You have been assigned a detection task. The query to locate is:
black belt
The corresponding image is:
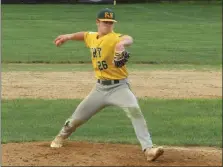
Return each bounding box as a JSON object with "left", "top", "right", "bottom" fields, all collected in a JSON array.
[{"left": 97, "top": 79, "right": 120, "bottom": 85}]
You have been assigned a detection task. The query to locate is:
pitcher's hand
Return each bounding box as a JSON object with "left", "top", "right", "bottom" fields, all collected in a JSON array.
[{"left": 54, "top": 34, "right": 71, "bottom": 47}]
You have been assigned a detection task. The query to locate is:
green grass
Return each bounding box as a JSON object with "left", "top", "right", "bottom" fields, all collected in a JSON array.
[
  {"left": 2, "top": 63, "right": 222, "bottom": 72},
  {"left": 2, "top": 98, "right": 222, "bottom": 147},
  {"left": 2, "top": 3, "right": 222, "bottom": 65}
]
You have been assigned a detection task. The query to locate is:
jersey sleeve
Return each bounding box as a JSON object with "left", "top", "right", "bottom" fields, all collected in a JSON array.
[
  {"left": 84, "top": 32, "right": 90, "bottom": 48},
  {"left": 116, "top": 33, "right": 124, "bottom": 38}
]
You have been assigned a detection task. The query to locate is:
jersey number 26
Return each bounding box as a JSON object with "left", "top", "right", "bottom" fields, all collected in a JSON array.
[{"left": 97, "top": 61, "right": 108, "bottom": 71}]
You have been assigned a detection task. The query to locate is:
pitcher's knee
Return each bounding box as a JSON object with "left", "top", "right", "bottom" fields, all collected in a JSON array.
[{"left": 124, "top": 107, "right": 143, "bottom": 119}]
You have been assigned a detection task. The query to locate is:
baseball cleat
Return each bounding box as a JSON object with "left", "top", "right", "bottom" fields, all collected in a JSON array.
[
  {"left": 144, "top": 146, "right": 164, "bottom": 161},
  {"left": 50, "top": 136, "right": 65, "bottom": 148}
]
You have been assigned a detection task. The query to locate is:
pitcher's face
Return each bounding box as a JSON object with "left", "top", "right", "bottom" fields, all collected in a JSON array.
[{"left": 97, "top": 20, "right": 114, "bottom": 35}]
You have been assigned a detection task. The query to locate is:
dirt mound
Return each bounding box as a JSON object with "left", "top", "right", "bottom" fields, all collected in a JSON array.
[
  {"left": 2, "top": 70, "right": 222, "bottom": 99},
  {"left": 2, "top": 141, "right": 222, "bottom": 166}
]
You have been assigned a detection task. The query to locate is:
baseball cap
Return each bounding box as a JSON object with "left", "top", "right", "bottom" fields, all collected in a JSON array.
[{"left": 96, "top": 8, "right": 117, "bottom": 22}]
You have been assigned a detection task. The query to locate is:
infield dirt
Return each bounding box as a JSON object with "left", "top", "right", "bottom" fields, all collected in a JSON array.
[{"left": 2, "top": 70, "right": 222, "bottom": 166}]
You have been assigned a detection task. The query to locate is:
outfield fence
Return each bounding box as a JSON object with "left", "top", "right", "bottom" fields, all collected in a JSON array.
[{"left": 1, "top": 0, "right": 222, "bottom": 4}]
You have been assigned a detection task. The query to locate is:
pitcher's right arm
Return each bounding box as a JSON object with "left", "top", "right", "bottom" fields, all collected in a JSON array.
[{"left": 54, "top": 32, "right": 85, "bottom": 47}]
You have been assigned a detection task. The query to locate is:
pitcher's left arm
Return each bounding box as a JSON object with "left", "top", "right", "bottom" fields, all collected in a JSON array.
[
  {"left": 113, "top": 35, "right": 133, "bottom": 68},
  {"left": 115, "top": 35, "right": 133, "bottom": 52}
]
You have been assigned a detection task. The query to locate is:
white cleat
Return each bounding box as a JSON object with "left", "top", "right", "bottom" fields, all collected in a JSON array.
[
  {"left": 50, "top": 136, "right": 65, "bottom": 148},
  {"left": 144, "top": 146, "right": 164, "bottom": 161}
]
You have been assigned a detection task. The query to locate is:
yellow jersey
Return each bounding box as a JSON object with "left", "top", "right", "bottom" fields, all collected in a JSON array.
[{"left": 84, "top": 31, "right": 128, "bottom": 80}]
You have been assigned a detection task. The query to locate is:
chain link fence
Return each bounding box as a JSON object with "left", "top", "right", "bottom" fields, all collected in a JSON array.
[{"left": 1, "top": 0, "right": 221, "bottom": 4}]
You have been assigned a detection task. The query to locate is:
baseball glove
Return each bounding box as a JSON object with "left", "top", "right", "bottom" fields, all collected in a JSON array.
[{"left": 114, "top": 50, "right": 130, "bottom": 68}]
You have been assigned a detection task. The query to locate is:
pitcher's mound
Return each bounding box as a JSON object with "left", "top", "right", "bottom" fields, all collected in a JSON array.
[{"left": 2, "top": 141, "right": 222, "bottom": 166}]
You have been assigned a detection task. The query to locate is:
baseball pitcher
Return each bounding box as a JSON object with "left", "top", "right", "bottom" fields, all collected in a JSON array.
[{"left": 51, "top": 8, "right": 164, "bottom": 161}]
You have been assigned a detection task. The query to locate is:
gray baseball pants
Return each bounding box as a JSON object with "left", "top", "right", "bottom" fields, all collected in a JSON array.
[{"left": 57, "top": 78, "right": 153, "bottom": 151}]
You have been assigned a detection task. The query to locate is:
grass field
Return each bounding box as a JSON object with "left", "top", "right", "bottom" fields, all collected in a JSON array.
[
  {"left": 2, "top": 3, "right": 222, "bottom": 151},
  {"left": 2, "top": 3, "right": 222, "bottom": 64},
  {"left": 2, "top": 99, "right": 222, "bottom": 147}
]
